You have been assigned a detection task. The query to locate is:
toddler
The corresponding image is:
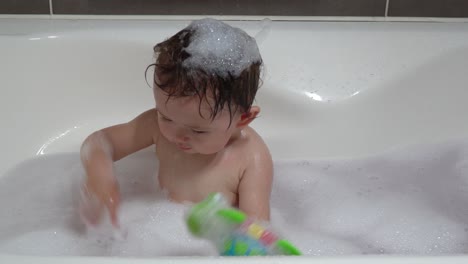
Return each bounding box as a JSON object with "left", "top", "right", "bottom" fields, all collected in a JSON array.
[{"left": 80, "top": 18, "right": 273, "bottom": 227}]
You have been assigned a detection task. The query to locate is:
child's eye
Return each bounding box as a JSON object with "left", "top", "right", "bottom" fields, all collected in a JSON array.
[{"left": 192, "top": 130, "right": 207, "bottom": 134}]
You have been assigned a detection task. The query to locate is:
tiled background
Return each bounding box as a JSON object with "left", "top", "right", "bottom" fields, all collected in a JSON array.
[{"left": 1, "top": 0, "right": 468, "bottom": 17}]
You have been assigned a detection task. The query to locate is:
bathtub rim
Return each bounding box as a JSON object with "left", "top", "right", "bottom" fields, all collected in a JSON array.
[
  {"left": 1, "top": 14, "right": 468, "bottom": 23},
  {"left": 1, "top": 254, "right": 468, "bottom": 264}
]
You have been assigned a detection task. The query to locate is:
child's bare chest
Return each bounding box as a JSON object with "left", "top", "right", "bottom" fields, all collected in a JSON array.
[{"left": 155, "top": 140, "right": 242, "bottom": 205}]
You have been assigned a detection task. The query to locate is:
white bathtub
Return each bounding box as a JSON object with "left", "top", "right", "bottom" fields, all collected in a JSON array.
[{"left": 1, "top": 18, "right": 468, "bottom": 263}]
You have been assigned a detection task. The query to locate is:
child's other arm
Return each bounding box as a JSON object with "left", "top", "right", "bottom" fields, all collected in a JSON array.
[{"left": 237, "top": 145, "right": 273, "bottom": 221}]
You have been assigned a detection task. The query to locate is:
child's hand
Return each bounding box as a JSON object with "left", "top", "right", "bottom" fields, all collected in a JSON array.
[{"left": 80, "top": 177, "right": 120, "bottom": 228}]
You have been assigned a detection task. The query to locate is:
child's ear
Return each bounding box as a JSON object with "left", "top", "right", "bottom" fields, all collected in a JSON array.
[{"left": 236, "top": 106, "right": 260, "bottom": 128}]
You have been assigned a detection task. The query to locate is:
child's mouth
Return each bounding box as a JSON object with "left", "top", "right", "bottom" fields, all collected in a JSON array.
[{"left": 177, "top": 144, "right": 192, "bottom": 151}]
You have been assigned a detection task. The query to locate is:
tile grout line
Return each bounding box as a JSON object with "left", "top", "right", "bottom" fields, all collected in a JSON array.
[
  {"left": 49, "top": 0, "right": 54, "bottom": 16},
  {"left": 385, "top": 0, "right": 390, "bottom": 17}
]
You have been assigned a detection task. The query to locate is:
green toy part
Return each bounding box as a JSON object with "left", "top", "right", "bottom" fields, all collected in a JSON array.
[
  {"left": 216, "top": 208, "right": 247, "bottom": 224},
  {"left": 186, "top": 193, "right": 218, "bottom": 236},
  {"left": 276, "top": 239, "right": 302, "bottom": 256}
]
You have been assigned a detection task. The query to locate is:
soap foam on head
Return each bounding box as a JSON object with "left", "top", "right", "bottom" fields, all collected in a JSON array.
[{"left": 182, "top": 18, "right": 261, "bottom": 77}]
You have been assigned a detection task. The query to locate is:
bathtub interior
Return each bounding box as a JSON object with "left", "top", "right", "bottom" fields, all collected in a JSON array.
[{"left": 1, "top": 19, "right": 468, "bottom": 262}]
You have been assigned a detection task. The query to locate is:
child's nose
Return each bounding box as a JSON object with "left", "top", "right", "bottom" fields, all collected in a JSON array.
[
  {"left": 175, "top": 130, "right": 189, "bottom": 142},
  {"left": 177, "top": 135, "right": 189, "bottom": 142}
]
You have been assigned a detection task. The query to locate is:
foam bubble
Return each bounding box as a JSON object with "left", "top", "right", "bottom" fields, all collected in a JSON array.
[
  {"left": 1, "top": 140, "right": 468, "bottom": 256},
  {"left": 183, "top": 18, "right": 261, "bottom": 77}
]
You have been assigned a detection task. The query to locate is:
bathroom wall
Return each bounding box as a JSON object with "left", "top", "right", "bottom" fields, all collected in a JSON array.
[{"left": 1, "top": 0, "right": 468, "bottom": 17}]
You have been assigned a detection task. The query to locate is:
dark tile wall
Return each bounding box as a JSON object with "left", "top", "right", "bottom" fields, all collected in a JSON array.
[
  {"left": 51, "top": 0, "right": 385, "bottom": 16},
  {"left": 388, "top": 0, "right": 468, "bottom": 17},
  {"left": 0, "top": 0, "right": 49, "bottom": 14},
  {"left": 1, "top": 0, "right": 468, "bottom": 18}
]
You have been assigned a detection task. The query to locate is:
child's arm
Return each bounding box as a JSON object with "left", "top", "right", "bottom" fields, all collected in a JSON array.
[
  {"left": 237, "top": 145, "right": 273, "bottom": 221},
  {"left": 80, "top": 109, "right": 159, "bottom": 226}
]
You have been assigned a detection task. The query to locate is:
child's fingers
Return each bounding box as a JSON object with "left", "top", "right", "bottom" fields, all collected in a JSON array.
[
  {"left": 79, "top": 184, "right": 104, "bottom": 226},
  {"left": 106, "top": 192, "right": 120, "bottom": 228}
]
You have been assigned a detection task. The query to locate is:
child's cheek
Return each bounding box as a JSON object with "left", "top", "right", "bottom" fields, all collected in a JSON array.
[
  {"left": 158, "top": 123, "right": 172, "bottom": 141},
  {"left": 207, "top": 136, "right": 231, "bottom": 153}
]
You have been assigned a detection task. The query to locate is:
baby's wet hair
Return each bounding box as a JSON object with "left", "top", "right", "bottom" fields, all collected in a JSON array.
[{"left": 146, "top": 20, "right": 262, "bottom": 124}]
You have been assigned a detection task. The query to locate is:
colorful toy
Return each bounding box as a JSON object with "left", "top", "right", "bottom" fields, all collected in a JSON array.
[{"left": 185, "top": 193, "right": 301, "bottom": 256}]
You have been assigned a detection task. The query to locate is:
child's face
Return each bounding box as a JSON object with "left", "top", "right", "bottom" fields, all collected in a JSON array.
[{"left": 154, "top": 87, "right": 241, "bottom": 155}]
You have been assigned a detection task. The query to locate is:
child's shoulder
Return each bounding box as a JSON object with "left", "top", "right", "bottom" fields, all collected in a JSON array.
[
  {"left": 130, "top": 108, "right": 160, "bottom": 139},
  {"left": 231, "top": 126, "right": 271, "bottom": 160},
  {"left": 133, "top": 108, "right": 159, "bottom": 128}
]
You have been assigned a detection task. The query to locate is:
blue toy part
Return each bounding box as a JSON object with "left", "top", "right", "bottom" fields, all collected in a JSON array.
[{"left": 222, "top": 232, "right": 268, "bottom": 256}]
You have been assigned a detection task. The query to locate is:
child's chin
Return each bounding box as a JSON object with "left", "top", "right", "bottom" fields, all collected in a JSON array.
[
  {"left": 181, "top": 148, "right": 197, "bottom": 154},
  {"left": 196, "top": 149, "right": 224, "bottom": 155}
]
